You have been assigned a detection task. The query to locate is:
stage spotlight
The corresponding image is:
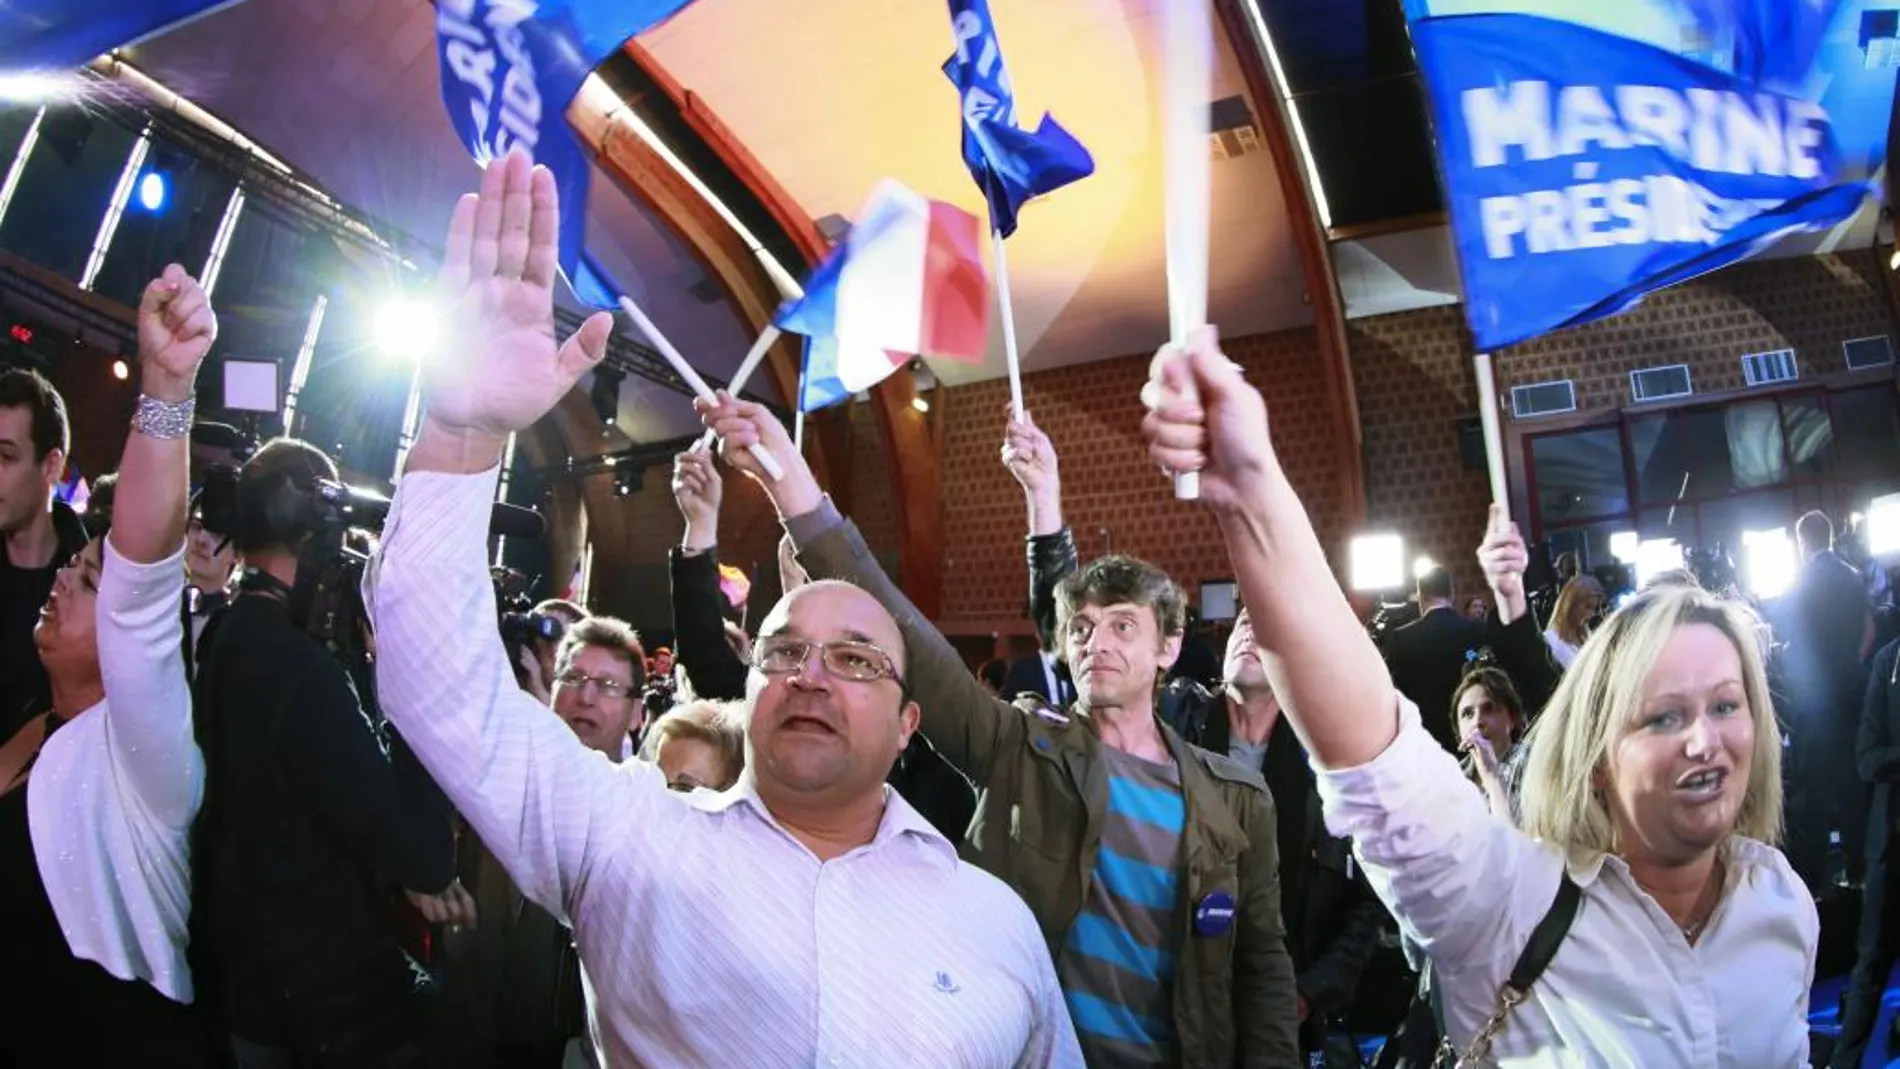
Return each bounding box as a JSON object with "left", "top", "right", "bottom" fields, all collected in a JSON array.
[
  {"left": 1349, "top": 533, "right": 1405, "bottom": 593},
  {"left": 110, "top": 359, "right": 129, "bottom": 381},
  {"left": 1742, "top": 528, "right": 1796, "bottom": 600},
  {"left": 373, "top": 296, "right": 440, "bottom": 362},
  {"left": 1867, "top": 494, "right": 1900, "bottom": 558},
  {"left": 136, "top": 171, "right": 168, "bottom": 212},
  {"left": 0, "top": 72, "right": 75, "bottom": 103},
  {"left": 1633, "top": 538, "right": 1685, "bottom": 589},
  {"left": 1411, "top": 554, "right": 1438, "bottom": 581},
  {"left": 1609, "top": 531, "right": 1638, "bottom": 563}
]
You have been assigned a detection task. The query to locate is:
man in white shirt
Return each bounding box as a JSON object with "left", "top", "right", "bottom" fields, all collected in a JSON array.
[{"left": 368, "top": 149, "right": 1079, "bottom": 1069}]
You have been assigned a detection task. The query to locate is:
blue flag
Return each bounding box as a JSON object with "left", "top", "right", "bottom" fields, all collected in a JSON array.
[
  {"left": 943, "top": 0, "right": 1095, "bottom": 238},
  {"left": 0, "top": 0, "right": 242, "bottom": 71},
  {"left": 436, "top": 0, "right": 698, "bottom": 307},
  {"left": 797, "top": 337, "right": 853, "bottom": 413},
  {"left": 1408, "top": 10, "right": 1881, "bottom": 350}
]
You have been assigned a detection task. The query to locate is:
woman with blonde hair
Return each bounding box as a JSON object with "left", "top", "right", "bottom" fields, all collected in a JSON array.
[
  {"left": 1141, "top": 332, "right": 1814, "bottom": 1066},
  {"left": 639, "top": 700, "right": 745, "bottom": 792},
  {"left": 1543, "top": 574, "right": 1605, "bottom": 668}
]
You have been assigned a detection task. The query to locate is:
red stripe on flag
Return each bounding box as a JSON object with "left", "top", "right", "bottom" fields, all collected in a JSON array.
[{"left": 919, "top": 198, "right": 989, "bottom": 364}]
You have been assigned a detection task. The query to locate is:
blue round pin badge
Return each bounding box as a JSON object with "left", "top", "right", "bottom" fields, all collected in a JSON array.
[{"left": 1193, "top": 891, "right": 1236, "bottom": 937}]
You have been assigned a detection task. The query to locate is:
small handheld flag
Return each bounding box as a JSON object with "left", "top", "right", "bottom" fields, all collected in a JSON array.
[
  {"left": 774, "top": 181, "right": 989, "bottom": 412},
  {"left": 943, "top": 0, "right": 1095, "bottom": 239}
]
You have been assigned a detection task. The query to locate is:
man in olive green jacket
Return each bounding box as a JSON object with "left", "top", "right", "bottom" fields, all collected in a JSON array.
[{"left": 701, "top": 395, "right": 1300, "bottom": 1069}]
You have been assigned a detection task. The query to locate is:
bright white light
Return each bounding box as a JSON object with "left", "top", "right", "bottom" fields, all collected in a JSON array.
[
  {"left": 137, "top": 171, "right": 167, "bottom": 211},
  {"left": 1634, "top": 538, "right": 1685, "bottom": 588},
  {"left": 911, "top": 396, "right": 930, "bottom": 413},
  {"left": 1349, "top": 533, "right": 1405, "bottom": 593},
  {"left": 374, "top": 296, "right": 440, "bottom": 362},
  {"left": 0, "top": 73, "right": 75, "bottom": 104},
  {"left": 1609, "top": 531, "right": 1639, "bottom": 563},
  {"left": 1742, "top": 527, "right": 1797, "bottom": 600},
  {"left": 1412, "top": 555, "right": 1438, "bottom": 580},
  {"left": 110, "top": 360, "right": 129, "bottom": 381},
  {"left": 1868, "top": 494, "right": 1900, "bottom": 558}
]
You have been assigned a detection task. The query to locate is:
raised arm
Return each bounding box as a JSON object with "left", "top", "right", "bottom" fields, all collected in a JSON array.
[
  {"left": 1475, "top": 506, "right": 1562, "bottom": 715},
  {"left": 371, "top": 149, "right": 668, "bottom": 916},
  {"left": 92, "top": 264, "right": 215, "bottom": 828},
  {"left": 1001, "top": 406, "right": 1074, "bottom": 646},
  {"left": 670, "top": 449, "right": 748, "bottom": 701},
  {"left": 698, "top": 394, "right": 1028, "bottom": 781},
  {"left": 1141, "top": 332, "right": 1557, "bottom": 977}
]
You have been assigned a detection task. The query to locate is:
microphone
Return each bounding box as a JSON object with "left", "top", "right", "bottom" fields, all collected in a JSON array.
[{"left": 489, "top": 502, "right": 546, "bottom": 540}]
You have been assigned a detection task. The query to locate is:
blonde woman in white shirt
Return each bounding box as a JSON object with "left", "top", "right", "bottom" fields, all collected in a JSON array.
[{"left": 1140, "top": 331, "right": 1815, "bottom": 1067}]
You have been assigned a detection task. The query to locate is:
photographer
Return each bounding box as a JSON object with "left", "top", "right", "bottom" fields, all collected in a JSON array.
[{"left": 191, "top": 437, "right": 467, "bottom": 1068}]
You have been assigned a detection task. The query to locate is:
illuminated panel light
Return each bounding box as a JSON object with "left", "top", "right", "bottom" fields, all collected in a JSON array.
[
  {"left": 1412, "top": 554, "right": 1438, "bottom": 580},
  {"left": 0, "top": 107, "right": 45, "bottom": 233},
  {"left": 0, "top": 73, "right": 78, "bottom": 104},
  {"left": 80, "top": 131, "right": 153, "bottom": 291},
  {"left": 137, "top": 170, "right": 168, "bottom": 212},
  {"left": 1867, "top": 493, "right": 1900, "bottom": 558},
  {"left": 280, "top": 294, "right": 329, "bottom": 435},
  {"left": 199, "top": 188, "right": 246, "bottom": 297},
  {"left": 1609, "top": 530, "right": 1639, "bottom": 563},
  {"left": 494, "top": 431, "right": 520, "bottom": 568},
  {"left": 1349, "top": 533, "right": 1405, "bottom": 593},
  {"left": 1239, "top": 0, "right": 1332, "bottom": 229},
  {"left": 1741, "top": 527, "right": 1797, "bottom": 600},
  {"left": 1634, "top": 538, "right": 1685, "bottom": 589}
]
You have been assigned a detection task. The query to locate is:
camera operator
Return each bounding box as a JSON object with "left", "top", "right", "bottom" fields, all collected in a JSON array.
[
  {"left": 183, "top": 462, "right": 241, "bottom": 679},
  {"left": 499, "top": 587, "right": 581, "bottom": 705},
  {"left": 191, "top": 437, "right": 468, "bottom": 1069}
]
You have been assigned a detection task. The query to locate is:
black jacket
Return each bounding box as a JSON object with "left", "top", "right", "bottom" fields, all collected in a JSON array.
[
  {"left": 1161, "top": 680, "right": 1389, "bottom": 1050},
  {"left": 0, "top": 499, "right": 88, "bottom": 736},
  {"left": 191, "top": 595, "right": 457, "bottom": 1062},
  {"left": 1858, "top": 639, "right": 1900, "bottom": 851},
  {"left": 1381, "top": 608, "right": 1488, "bottom": 754}
]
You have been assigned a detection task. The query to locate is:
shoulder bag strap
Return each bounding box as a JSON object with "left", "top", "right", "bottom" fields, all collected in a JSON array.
[{"left": 1432, "top": 873, "right": 1583, "bottom": 1067}]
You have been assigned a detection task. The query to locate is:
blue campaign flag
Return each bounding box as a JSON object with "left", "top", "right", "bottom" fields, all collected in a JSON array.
[
  {"left": 436, "top": 0, "right": 699, "bottom": 307},
  {"left": 0, "top": 0, "right": 244, "bottom": 71},
  {"left": 943, "top": 0, "right": 1095, "bottom": 238},
  {"left": 797, "top": 337, "right": 854, "bottom": 414},
  {"left": 1411, "top": 12, "right": 1877, "bottom": 350},
  {"left": 0, "top": 0, "right": 245, "bottom": 71}
]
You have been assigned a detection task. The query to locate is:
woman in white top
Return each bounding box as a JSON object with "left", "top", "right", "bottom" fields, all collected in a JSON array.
[
  {"left": 1140, "top": 331, "right": 1816, "bottom": 1067},
  {"left": 0, "top": 265, "right": 217, "bottom": 1067},
  {"left": 1543, "top": 575, "right": 1604, "bottom": 669}
]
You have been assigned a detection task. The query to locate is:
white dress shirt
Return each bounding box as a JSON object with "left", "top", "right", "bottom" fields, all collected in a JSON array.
[
  {"left": 1316, "top": 700, "right": 1816, "bottom": 1067},
  {"left": 28, "top": 538, "right": 201, "bottom": 1002},
  {"left": 368, "top": 466, "right": 1080, "bottom": 1069}
]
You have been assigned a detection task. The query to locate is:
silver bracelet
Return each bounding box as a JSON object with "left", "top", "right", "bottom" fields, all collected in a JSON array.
[{"left": 131, "top": 394, "right": 196, "bottom": 440}]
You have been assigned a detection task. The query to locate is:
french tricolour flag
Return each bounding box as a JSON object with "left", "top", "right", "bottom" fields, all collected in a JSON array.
[{"left": 775, "top": 180, "right": 988, "bottom": 410}]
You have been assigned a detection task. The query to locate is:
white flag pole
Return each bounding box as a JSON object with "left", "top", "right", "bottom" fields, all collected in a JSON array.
[
  {"left": 694, "top": 325, "right": 782, "bottom": 453},
  {"left": 992, "top": 228, "right": 1026, "bottom": 420},
  {"left": 1161, "top": 0, "right": 1213, "bottom": 501},
  {"left": 617, "top": 295, "right": 785, "bottom": 481},
  {"left": 1474, "top": 352, "right": 1510, "bottom": 523}
]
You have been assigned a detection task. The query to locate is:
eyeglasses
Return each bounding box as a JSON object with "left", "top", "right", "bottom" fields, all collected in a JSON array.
[
  {"left": 751, "top": 637, "right": 902, "bottom": 684},
  {"left": 553, "top": 670, "right": 631, "bottom": 701}
]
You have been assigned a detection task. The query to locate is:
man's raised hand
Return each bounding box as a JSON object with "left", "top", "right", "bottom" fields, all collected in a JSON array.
[
  {"left": 1139, "top": 327, "right": 1274, "bottom": 513},
  {"left": 137, "top": 264, "right": 216, "bottom": 402},
  {"left": 413, "top": 149, "right": 614, "bottom": 472},
  {"left": 672, "top": 449, "right": 724, "bottom": 552},
  {"left": 695, "top": 392, "right": 821, "bottom": 519},
  {"left": 1476, "top": 503, "right": 1529, "bottom": 623}
]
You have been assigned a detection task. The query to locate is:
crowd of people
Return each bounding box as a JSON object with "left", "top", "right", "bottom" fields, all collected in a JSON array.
[{"left": 0, "top": 146, "right": 1888, "bottom": 1067}]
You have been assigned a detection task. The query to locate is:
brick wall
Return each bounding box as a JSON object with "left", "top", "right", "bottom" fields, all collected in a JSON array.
[
  {"left": 934, "top": 327, "right": 1349, "bottom": 629},
  {"left": 1346, "top": 248, "right": 1895, "bottom": 602}
]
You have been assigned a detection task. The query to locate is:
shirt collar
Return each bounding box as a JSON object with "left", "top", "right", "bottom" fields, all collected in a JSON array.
[
  {"left": 694, "top": 774, "right": 959, "bottom": 869},
  {"left": 1569, "top": 837, "right": 1759, "bottom": 894}
]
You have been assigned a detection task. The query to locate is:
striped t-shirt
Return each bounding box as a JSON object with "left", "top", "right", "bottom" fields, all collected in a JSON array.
[{"left": 1057, "top": 745, "right": 1185, "bottom": 1066}]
